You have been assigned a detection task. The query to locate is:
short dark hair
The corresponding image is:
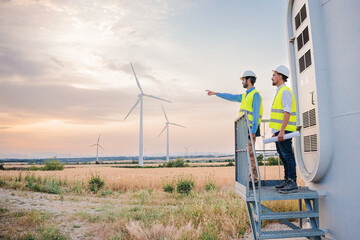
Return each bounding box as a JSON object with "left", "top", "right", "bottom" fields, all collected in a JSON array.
[
  {"left": 279, "top": 73, "right": 288, "bottom": 82},
  {"left": 246, "top": 76, "right": 256, "bottom": 85}
]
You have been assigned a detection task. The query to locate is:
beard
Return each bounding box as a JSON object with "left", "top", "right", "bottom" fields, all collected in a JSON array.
[{"left": 243, "top": 82, "right": 248, "bottom": 88}]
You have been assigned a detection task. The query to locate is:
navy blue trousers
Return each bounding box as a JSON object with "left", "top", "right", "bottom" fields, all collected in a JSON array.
[{"left": 275, "top": 131, "right": 297, "bottom": 181}]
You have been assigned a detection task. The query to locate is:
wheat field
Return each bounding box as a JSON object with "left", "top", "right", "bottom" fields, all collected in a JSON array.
[{"left": 0, "top": 164, "right": 304, "bottom": 191}]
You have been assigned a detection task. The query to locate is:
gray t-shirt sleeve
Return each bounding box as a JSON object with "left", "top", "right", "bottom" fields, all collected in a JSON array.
[{"left": 282, "top": 89, "right": 293, "bottom": 113}]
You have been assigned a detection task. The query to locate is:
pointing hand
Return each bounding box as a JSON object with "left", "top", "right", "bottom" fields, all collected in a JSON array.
[{"left": 206, "top": 90, "right": 217, "bottom": 96}]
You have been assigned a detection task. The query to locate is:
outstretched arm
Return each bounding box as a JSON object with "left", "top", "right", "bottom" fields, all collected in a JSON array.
[
  {"left": 206, "top": 90, "right": 243, "bottom": 102},
  {"left": 206, "top": 90, "right": 217, "bottom": 96}
]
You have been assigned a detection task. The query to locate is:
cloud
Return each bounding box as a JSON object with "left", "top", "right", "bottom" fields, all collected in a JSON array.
[
  {"left": 0, "top": 47, "right": 45, "bottom": 77},
  {"left": 0, "top": 81, "right": 137, "bottom": 125},
  {"left": 48, "top": 55, "right": 65, "bottom": 68},
  {"left": 99, "top": 56, "right": 160, "bottom": 84}
]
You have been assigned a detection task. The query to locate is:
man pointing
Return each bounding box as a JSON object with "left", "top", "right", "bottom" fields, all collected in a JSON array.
[{"left": 206, "top": 70, "right": 263, "bottom": 189}]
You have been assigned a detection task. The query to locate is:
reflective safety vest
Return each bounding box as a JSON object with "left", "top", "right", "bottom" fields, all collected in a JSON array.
[
  {"left": 239, "top": 89, "right": 263, "bottom": 128},
  {"left": 269, "top": 85, "right": 297, "bottom": 132}
]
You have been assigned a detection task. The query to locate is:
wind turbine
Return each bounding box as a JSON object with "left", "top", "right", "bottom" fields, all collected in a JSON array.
[
  {"left": 89, "top": 134, "right": 104, "bottom": 164},
  {"left": 158, "top": 105, "right": 185, "bottom": 162},
  {"left": 124, "top": 63, "right": 171, "bottom": 166}
]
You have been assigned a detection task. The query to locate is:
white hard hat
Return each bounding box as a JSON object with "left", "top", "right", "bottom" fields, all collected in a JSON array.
[
  {"left": 273, "top": 65, "right": 290, "bottom": 78},
  {"left": 241, "top": 70, "right": 256, "bottom": 78}
]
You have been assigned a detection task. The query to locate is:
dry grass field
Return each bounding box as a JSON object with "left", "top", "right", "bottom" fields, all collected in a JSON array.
[
  {"left": 0, "top": 164, "right": 304, "bottom": 191},
  {"left": 0, "top": 163, "right": 304, "bottom": 239}
]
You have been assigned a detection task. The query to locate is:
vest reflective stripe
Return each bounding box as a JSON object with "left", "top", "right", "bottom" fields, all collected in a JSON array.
[
  {"left": 269, "top": 119, "right": 297, "bottom": 125},
  {"left": 271, "top": 109, "right": 296, "bottom": 115},
  {"left": 239, "top": 89, "right": 263, "bottom": 127},
  {"left": 269, "top": 85, "right": 297, "bottom": 132}
]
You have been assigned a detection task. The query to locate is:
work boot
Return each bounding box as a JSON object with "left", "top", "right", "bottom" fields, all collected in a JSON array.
[
  {"left": 275, "top": 178, "right": 288, "bottom": 189},
  {"left": 249, "top": 181, "right": 258, "bottom": 190},
  {"left": 279, "top": 179, "right": 298, "bottom": 194}
]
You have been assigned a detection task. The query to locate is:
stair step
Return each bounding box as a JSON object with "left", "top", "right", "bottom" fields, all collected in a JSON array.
[
  {"left": 258, "top": 211, "right": 319, "bottom": 220},
  {"left": 260, "top": 228, "right": 325, "bottom": 239}
]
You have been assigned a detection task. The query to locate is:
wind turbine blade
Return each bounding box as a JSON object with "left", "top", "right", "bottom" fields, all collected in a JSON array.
[
  {"left": 89, "top": 144, "right": 97, "bottom": 147},
  {"left": 161, "top": 105, "right": 169, "bottom": 122},
  {"left": 98, "top": 144, "right": 105, "bottom": 151},
  {"left": 169, "top": 122, "right": 186, "bottom": 128},
  {"left": 97, "top": 134, "right": 100, "bottom": 144},
  {"left": 143, "top": 94, "right": 171, "bottom": 103},
  {"left": 130, "top": 62, "right": 143, "bottom": 94},
  {"left": 158, "top": 125, "right": 167, "bottom": 137},
  {"left": 124, "top": 97, "right": 141, "bottom": 120}
]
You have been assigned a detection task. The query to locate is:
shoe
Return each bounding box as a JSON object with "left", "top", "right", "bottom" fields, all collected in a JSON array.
[
  {"left": 249, "top": 181, "right": 258, "bottom": 190},
  {"left": 275, "top": 178, "right": 288, "bottom": 189},
  {"left": 279, "top": 179, "right": 298, "bottom": 194}
]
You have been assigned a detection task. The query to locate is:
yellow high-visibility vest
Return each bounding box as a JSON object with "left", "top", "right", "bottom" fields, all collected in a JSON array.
[
  {"left": 239, "top": 89, "right": 263, "bottom": 128},
  {"left": 269, "top": 85, "right": 297, "bottom": 132}
]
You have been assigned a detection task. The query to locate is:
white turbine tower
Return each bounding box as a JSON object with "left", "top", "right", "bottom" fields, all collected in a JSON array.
[
  {"left": 158, "top": 105, "right": 185, "bottom": 162},
  {"left": 124, "top": 63, "right": 171, "bottom": 166},
  {"left": 89, "top": 134, "right": 104, "bottom": 164}
]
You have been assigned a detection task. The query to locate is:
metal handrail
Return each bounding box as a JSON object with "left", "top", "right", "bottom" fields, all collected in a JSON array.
[
  {"left": 245, "top": 113, "right": 262, "bottom": 224},
  {"left": 234, "top": 112, "right": 262, "bottom": 226}
]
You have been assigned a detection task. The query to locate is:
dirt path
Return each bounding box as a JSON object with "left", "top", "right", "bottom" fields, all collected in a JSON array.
[{"left": 0, "top": 188, "right": 130, "bottom": 239}]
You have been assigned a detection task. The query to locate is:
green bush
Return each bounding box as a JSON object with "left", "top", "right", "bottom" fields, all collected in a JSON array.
[
  {"left": 99, "top": 189, "right": 113, "bottom": 197},
  {"left": 162, "top": 159, "right": 189, "bottom": 168},
  {"left": 71, "top": 181, "right": 85, "bottom": 194},
  {"left": 227, "top": 162, "right": 234, "bottom": 166},
  {"left": 163, "top": 183, "right": 174, "bottom": 193},
  {"left": 176, "top": 176, "right": 195, "bottom": 195},
  {"left": 88, "top": 174, "right": 105, "bottom": 193},
  {"left": 43, "top": 158, "right": 65, "bottom": 171},
  {"left": 204, "top": 182, "right": 217, "bottom": 191},
  {"left": 43, "top": 179, "right": 60, "bottom": 194},
  {"left": 24, "top": 173, "right": 60, "bottom": 194},
  {"left": 0, "top": 164, "right": 4, "bottom": 170}
]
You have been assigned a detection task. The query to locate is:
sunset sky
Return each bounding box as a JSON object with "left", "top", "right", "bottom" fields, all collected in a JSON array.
[{"left": 0, "top": 0, "right": 289, "bottom": 159}]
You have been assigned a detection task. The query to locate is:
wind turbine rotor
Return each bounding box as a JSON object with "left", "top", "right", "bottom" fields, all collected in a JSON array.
[
  {"left": 124, "top": 97, "right": 142, "bottom": 120},
  {"left": 130, "top": 62, "right": 144, "bottom": 94},
  {"left": 161, "top": 105, "right": 169, "bottom": 122},
  {"left": 169, "top": 122, "right": 186, "bottom": 128},
  {"left": 158, "top": 125, "right": 167, "bottom": 137},
  {"left": 143, "top": 94, "right": 171, "bottom": 103},
  {"left": 98, "top": 144, "right": 105, "bottom": 151}
]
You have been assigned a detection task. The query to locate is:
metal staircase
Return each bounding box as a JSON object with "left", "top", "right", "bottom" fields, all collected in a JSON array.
[{"left": 234, "top": 113, "right": 325, "bottom": 240}]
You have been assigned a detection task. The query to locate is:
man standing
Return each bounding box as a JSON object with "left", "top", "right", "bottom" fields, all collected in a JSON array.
[
  {"left": 206, "top": 70, "right": 263, "bottom": 189},
  {"left": 270, "top": 65, "right": 298, "bottom": 193}
]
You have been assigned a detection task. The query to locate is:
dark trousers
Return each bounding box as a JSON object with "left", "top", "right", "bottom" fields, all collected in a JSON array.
[{"left": 275, "top": 131, "right": 297, "bottom": 181}]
